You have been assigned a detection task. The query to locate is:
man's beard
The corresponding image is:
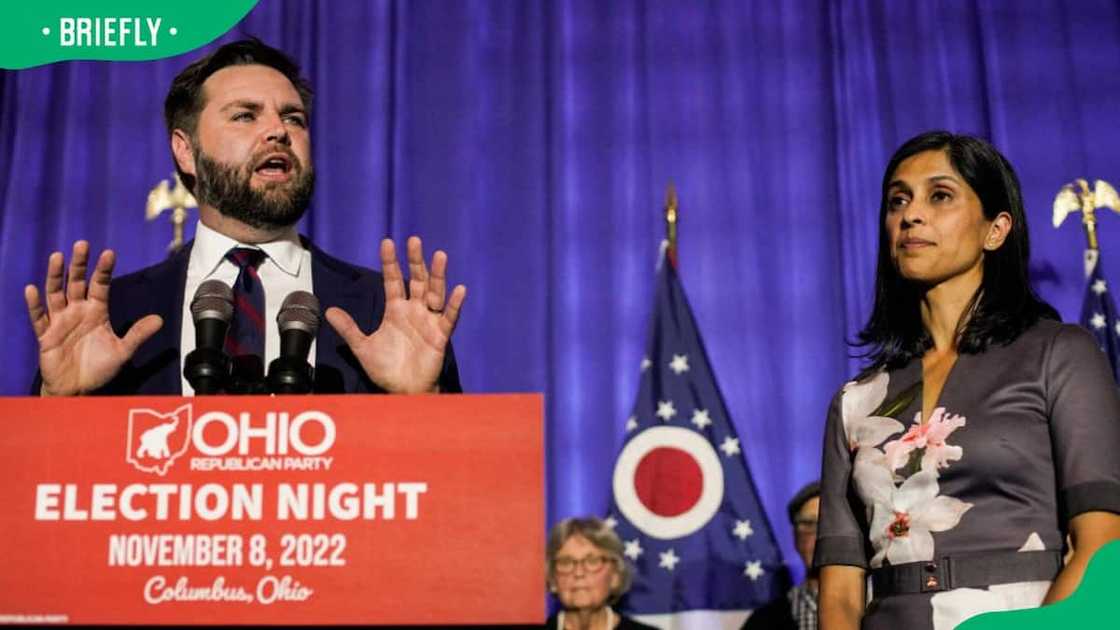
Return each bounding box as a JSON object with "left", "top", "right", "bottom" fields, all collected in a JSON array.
[{"left": 193, "top": 148, "right": 315, "bottom": 230}]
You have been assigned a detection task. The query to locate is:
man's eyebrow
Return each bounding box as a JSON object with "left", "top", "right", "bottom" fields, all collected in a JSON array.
[
  {"left": 278, "top": 103, "right": 307, "bottom": 116},
  {"left": 219, "top": 100, "right": 262, "bottom": 113}
]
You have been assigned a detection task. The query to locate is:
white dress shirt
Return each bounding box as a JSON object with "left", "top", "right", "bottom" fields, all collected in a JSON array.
[{"left": 179, "top": 220, "right": 315, "bottom": 396}]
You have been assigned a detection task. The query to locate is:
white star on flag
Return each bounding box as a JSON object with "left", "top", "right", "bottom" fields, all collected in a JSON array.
[
  {"left": 691, "top": 408, "right": 712, "bottom": 429},
  {"left": 640, "top": 356, "right": 652, "bottom": 371},
  {"left": 744, "top": 560, "right": 765, "bottom": 581},
  {"left": 1092, "top": 313, "right": 1107, "bottom": 329},
  {"left": 1093, "top": 279, "right": 1108, "bottom": 295},
  {"left": 604, "top": 516, "right": 618, "bottom": 529},
  {"left": 669, "top": 354, "right": 690, "bottom": 374},
  {"left": 624, "top": 539, "right": 644, "bottom": 560},
  {"left": 659, "top": 549, "right": 680, "bottom": 571},
  {"left": 626, "top": 416, "right": 638, "bottom": 432},
  {"left": 733, "top": 519, "right": 754, "bottom": 540},
  {"left": 656, "top": 400, "right": 677, "bottom": 421},
  {"left": 719, "top": 436, "right": 741, "bottom": 456}
]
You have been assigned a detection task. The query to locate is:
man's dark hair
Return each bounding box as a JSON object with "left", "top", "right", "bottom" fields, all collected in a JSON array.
[
  {"left": 786, "top": 481, "right": 820, "bottom": 525},
  {"left": 163, "top": 38, "right": 314, "bottom": 193},
  {"left": 856, "top": 130, "right": 1059, "bottom": 370}
]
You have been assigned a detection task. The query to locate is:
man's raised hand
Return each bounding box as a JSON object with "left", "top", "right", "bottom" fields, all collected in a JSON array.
[
  {"left": 324, "top": 236, "right": 466, "bottom": 394},
  {"left": 25, "top": 241, "right": 162, "bottom": 396}
]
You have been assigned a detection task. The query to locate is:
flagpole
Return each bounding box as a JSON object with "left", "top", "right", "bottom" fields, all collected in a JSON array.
[{"left": 665, "top": 183, "right": 678, "bottom": 267}]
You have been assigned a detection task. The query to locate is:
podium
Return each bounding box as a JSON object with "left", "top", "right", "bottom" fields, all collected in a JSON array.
[{"left": 0, "top": 394, "right": 544, "bottom": 625}]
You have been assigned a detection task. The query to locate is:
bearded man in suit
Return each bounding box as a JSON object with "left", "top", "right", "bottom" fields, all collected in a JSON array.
[{"left": 25, "top": 39, "right": 465, "bottom": 396}]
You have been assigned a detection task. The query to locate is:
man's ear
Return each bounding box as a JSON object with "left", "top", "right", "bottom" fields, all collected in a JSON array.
[{"left": 170, "top": 129, "right": 197, "bottom": 178}]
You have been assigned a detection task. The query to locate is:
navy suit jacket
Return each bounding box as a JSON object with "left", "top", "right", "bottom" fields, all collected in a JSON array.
[{"left": 36, "top": 239, "right": 461, "bottom": 395}]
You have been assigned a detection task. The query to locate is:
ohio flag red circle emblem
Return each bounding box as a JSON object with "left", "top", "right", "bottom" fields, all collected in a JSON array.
[{"left": 612, "top": 426, "right": 724, "bottom": 539}]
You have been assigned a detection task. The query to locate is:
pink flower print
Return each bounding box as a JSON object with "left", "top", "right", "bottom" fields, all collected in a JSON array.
[{"left": 882, "top": 407, "right": 966, "bottom": 473}]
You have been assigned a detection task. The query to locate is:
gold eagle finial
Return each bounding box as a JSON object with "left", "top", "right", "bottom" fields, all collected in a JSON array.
[{"left": 146, "top": 172, "right": 198, "bottom": 253}]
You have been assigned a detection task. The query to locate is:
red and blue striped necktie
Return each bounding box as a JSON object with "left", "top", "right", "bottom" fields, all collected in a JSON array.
[{"left": 224, "top": 247, "right": 267, "bottom": 374}]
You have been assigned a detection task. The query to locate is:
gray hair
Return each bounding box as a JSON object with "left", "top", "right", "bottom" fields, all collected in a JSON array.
[{"left": 546, "top": 516, "right": 634, "bottom": 604}]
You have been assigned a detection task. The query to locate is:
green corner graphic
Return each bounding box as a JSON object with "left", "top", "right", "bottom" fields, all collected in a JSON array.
[
  {"left": 958, "top": 539, "right": 1120, "bottom": 629},
  {"left": 0, "top": 1, "right": 259, "bottom": 69}
]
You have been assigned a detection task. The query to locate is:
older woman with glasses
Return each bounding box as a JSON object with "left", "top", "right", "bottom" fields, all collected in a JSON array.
[{"left": 546, "top": 517, "right": 657, "bottom": 630}]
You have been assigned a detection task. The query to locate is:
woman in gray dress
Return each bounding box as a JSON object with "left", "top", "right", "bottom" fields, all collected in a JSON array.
[{"left": 816, "top": 131, "right": 1120, "bottom": 630}]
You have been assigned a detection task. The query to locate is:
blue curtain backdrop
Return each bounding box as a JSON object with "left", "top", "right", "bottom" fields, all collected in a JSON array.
[{"left": 3, "top": 0, "right": 1120, "bottom": 583}]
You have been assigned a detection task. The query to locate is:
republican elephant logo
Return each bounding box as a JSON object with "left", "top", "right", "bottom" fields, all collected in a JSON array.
[{"left": 126, "top": 404, "right": 192, "bottom": 475}]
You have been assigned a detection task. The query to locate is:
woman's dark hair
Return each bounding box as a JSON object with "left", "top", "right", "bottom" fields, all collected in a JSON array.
[
  {"left": 856, "top": 130, "right": 1059, "bottom": 369},
  {"left": 163, "top": 38, "right": 314, "bottom": 193}
]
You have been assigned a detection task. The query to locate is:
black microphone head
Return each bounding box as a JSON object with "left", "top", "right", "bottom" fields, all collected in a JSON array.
[
  {"left": 191, "top": 279, "right": 234, "bottom": 323},
  {"left": 187, "top": 279, "right": 234, "bottom": 394},
  {"left": 277, "top": 290, "right": 320, "bottom": 336}
]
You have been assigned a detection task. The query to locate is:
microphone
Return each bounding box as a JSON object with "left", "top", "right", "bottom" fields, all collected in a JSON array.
[
  {"left": 183, "top": 279, "right": 234, "bottom": 395},
  {"left": 267, "top": 290, "right": 320, "bottom": 394}
]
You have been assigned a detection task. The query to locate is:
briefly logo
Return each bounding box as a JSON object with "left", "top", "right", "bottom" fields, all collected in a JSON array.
[{"left": 126, "top": 404, "right": 192, "bottom": 476}]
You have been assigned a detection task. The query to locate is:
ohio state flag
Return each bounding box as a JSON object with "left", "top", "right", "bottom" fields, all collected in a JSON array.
[{"left": 608, "top": 247, "right": 788, "bottom": 629}]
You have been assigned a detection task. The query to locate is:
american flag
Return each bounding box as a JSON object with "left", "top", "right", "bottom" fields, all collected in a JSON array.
[
  {"left": 1080, "top": 251, "right": 1120, "bottom": 382},
  {"left": 608, "top": 247, "right": 788, "bottom": 629}
]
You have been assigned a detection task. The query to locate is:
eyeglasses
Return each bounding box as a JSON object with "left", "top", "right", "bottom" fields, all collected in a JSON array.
[{"left": 554, "top": 554, "right": 612, "bottom": 575}]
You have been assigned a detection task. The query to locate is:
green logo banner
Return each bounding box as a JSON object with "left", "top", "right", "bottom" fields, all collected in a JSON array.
[
  {"left": 960, "top": 540, "right": 1120, "bottom": 629},
  {"left": 0, "top": 1, "right": 259, "bottom": 69}
]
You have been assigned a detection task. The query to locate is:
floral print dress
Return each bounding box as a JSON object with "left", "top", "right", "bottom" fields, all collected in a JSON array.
[{"left": 815, "top": 320, "right": 1120, "bottom": 629}]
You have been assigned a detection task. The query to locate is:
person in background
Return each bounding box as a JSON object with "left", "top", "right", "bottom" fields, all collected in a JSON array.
[
  {"left": 546, "top": 517, "right": 657, "bottom": 630},
  {"left": 742, "top": 481, "right": 820, "bottom": 630}
]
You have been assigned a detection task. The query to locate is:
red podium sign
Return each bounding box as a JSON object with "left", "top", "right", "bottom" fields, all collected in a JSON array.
[{"left": 0, "top": 394, "right": 544, "bottom": 625}]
